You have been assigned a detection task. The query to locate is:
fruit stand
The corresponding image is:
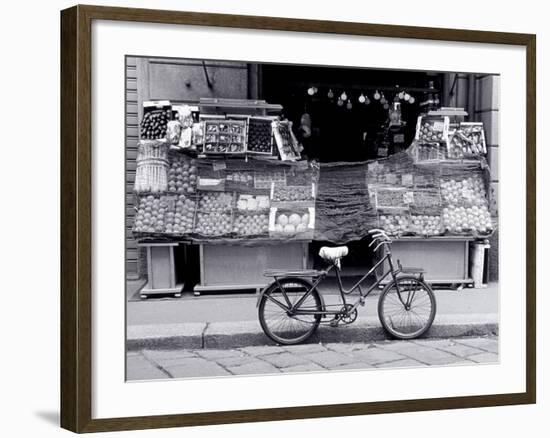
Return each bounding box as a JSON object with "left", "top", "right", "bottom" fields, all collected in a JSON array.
[
  {"left": 369, "top": 112, "right": 495, "bottom": 287},
  {"left": 132, "top": 99, "right": 319, "bottom": 296},
  {"left": 131, "top": 101, "right": 496, "bottom": 296}
]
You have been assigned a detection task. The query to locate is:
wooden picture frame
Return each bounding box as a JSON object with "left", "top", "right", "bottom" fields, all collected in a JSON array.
[{"left": 60, "top": 4, "right": 536, "bottom": 433}]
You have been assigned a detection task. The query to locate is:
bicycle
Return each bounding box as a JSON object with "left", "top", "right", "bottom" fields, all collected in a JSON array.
[{"left": 258, "top": 229, "right": 437, "bottom": 345}]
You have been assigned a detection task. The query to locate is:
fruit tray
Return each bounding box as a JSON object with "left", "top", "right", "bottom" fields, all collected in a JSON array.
[
  {"left": 447, "top": 123, "right": 487, "bottom": 159},
  {"left": 375, "top": 187, "right": 413, "bottom": 209},
  {"left": 140, "top": 101, "right": 172, "bottom": 140},
  {"left": 414, "top": 115, "right": 450, "bottom": 144},
  {"left": 166, "top": 152, "right": 198, "bottom": 195},
  {"left": 197, "top": 192, "right": 235, "bottom": 212},
  {"left": 236, "top": 194, "right": 270, "bottom": 213},
  {"left": 268, "top": 207, "right": 315, "bottom": 239},
  {"left": 203, "top": 120, "right": 247, "bottom": 154},
  {"left": 272, "top": 120, "right": 300, "bottom": 161},
  {"left": 414, "top": 142, "right": 447, "bottom": 162},
  {"left": 194, "top": 210, "right": 234, "bottom": 237},
  {"left": 271, "top": 184, "right": 316, "bottom": 203},
  {"left": 254, "top": 170, "right": 286, "bottom": 189},
  {"left": 409, "top": 188, "right": 442, "bottom": 214},
  {"left": 246, "top": 117, "right": 274, "bottom": 155},
  {"left": 225, "top": 170, "right": 255, "bottom": 191},
  {"left": 439, "top": 175, "right": 489, "bottom": 208},
  {"left": 233, "top": 212, "right": 270, "bottom": 237},
  {"left": 164, "top": 194, "right": 197, "bottom": 236}
]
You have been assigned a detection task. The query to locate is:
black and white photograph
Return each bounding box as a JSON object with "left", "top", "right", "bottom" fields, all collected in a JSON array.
[{"left": 125, "top": 56, "right": 499, "bottom": 381}]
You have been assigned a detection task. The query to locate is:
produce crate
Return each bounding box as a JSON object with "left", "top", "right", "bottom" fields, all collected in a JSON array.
[
  {"left": 224, "top": 169, "right": 255, "bottom": 191},
  {"left": 232, "top": 211, "right": 270, "bottom": 238},
  {"left": 409, "top": 188, "right": 442, "bottom": 215},
  {"left": 246, "top": 116, "right": 275, "bottom": 155},
  {"left": 193, "top": 192, "right": 235, "bottom": 237},
  {"left": 270, "top": 182, "right": 316, "bottom": 205},
  {"left": 254, "top": 169, "right": 286, "bottom": 189},
  {"left": 166, "top": 151, "right": 198, "bottom": 196},
  {"left": 272, "top": 120, "right": 301, "bottom": 161},
  {"left": 140, "top": 100, "right": 172, "bottom": 140},
  {"left": 235, "top": 194, "right": 270, "bottom": 213},
  {"left": 414, "top": 115, "right": 450, "bottom": 144},
  {"left": 193, "top": 209, "right": 234, "bottom": 238},
  {"left": 413, "top": 142, "right": 447, "bottom": 162},
  {"left": 448, "top": 122, "right": 487, "bottom": 159},
  {"left": 163, "top": 194, "right": 197, "bottom": 237},
  {"left": 203, "top": 119, "right": 247, "bottom": 154},
  {"left": 375, "top": 186, "right": 414, "bottom": 210},
  {"left": 269, "top": 206, "right": 315, "bottom": 240},
  {"left": 377, "top": 212, "right": 412, "bottom": 238}
]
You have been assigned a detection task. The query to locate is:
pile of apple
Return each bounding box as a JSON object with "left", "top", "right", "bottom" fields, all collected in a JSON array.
[
  {"left": 442, "top": 205, "right": 493, "bottom": 234},
  {"left": 440, "top": 177, "right": 487, "bottom": 207},
  {"left": 379, "top": 214, "right": 410, "bottom": 236},
  {"left": 167, "top": 155, "right": 197, "bottom": 195},
  {"left": 273, "top": 212, "right": 310, "bottom": 235},
  {"left": 233, "top": 214, "right": 269, "bottom": 236},
  {"left": 410, "top": 215, "right": 443, "bottom": 236},
  {"left": 133, "top": 195, "right": 168, "bottom": 234},
  {"left": 194, "top": 211, "right": 233, "bottom": 236},
  {"left": 165, "top": 194, "right": 195, "bottom": 235},
  {"left": 198, "top": 192, "right": 234, "bottom": 212}
]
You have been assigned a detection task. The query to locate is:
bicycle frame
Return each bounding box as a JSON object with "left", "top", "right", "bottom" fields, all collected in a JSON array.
[{"left": 271, "top": 249, "right": 403, "bottom": 318}]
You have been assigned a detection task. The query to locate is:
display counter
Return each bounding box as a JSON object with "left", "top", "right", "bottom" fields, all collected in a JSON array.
[
  {"left": 193, "top": 240, "right": 309, "bottom": 295},
  {"left": 376, "top": 236, "right": 475, "bottom": 287}
]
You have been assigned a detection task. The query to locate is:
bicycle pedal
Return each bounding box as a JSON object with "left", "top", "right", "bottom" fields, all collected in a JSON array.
[
  {"left": 329, "top": 319, "right": 339, "bottom": 328},
  {"left": 359, "top": 297, "right": 365, "bottom": 306}
]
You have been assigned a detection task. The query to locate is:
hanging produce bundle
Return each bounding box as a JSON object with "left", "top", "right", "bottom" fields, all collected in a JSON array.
[{"left": 134, "top": 140, "right": 169, "bottom": 194}]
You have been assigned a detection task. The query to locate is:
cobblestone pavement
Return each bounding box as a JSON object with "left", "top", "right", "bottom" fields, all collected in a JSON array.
[{"left": 127, "top": 335, "right": 498, "bottom": 380}]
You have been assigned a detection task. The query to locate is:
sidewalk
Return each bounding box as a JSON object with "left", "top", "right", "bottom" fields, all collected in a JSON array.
[
  {"left": 127, "top": 335, "right": 499, "bottom": 380},
  {"left": 127, "top": 281, "right": 498, "bottom": 350}
]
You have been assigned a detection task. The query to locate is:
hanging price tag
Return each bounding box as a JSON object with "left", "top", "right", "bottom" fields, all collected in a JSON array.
[
  {"left": 402, "top": 174, "right": 414, "bottom": 187},
  {"left": 212, "top": 161, "right": 227, "bottom": 171}
]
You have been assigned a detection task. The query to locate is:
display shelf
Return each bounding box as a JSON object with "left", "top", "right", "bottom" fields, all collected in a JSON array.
[
  {"left": 193, "top": 241, "right": 309, "bottom": 295},
  {"left": 138, "top": 242, "right": 183, "bottom": 298},
  {"left": 376, "top": 236, "right": 474, "bottom": 288}
]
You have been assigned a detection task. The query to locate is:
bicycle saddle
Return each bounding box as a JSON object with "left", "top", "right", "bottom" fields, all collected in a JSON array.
[{"left": 319, "top": 246, "right": 349, "bottom": 267}]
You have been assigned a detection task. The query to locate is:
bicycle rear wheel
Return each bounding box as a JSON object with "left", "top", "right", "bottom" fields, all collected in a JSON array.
[
  {"left": 378, "top": 276, "right": 436, "bottom": 340},
  {"left": 258, "top": 278, "right": 323, "bottom": 345}
]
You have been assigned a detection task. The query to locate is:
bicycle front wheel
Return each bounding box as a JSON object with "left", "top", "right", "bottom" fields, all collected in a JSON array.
[
  {"left": 378, "top": 276, "right": 436, "bottom": 340},
  {"left": 259, "top": 278, "right": 323, "bottom": 345}
]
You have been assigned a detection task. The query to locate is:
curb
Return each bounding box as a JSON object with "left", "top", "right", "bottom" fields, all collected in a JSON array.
[{"left": 127, "top": 313, "right": 498, "bottom": 350}]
